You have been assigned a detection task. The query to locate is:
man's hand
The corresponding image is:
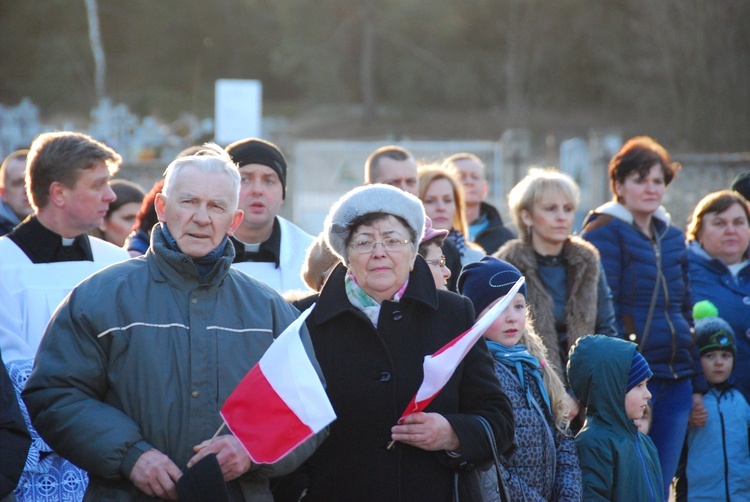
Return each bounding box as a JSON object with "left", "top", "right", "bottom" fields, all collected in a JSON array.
[
  {"left": 189, "top": 435, "right": 252, "bottom": 481},
  {"left": 688, "top": 392, "right": 708, "bottom": 428},
  {"left": 391, "top": 412, "right": 460, "bottom": 451},
  {"left": 129, "top": 449, "right": 182, "bottom": 501}
]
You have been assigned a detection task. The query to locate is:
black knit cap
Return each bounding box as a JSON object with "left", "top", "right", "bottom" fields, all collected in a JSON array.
[
  {"left": 731, "top": 170, "right": 750, "bottom": 202},
  {"left": 225, "top": 138, "right": 287, "bottom": 199}
]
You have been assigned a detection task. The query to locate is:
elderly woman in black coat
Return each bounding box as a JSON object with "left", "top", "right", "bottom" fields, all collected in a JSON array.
[{"left": 296, "top": 184, "right": 514, "bottom": 502}]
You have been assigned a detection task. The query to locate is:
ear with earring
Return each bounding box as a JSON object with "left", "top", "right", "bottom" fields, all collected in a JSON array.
[{"left": 520, "top": 209, "right": 533, "bottom": 242}]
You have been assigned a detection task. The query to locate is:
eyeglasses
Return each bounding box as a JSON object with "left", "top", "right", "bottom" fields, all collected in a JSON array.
[
  {"left": 425, "top": 255, "right": 447, "bottom": 268},
  {"left": 349, "top": 238, "right": 410, "bottom": 254}
]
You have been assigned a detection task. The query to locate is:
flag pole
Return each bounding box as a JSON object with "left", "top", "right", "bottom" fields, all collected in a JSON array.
[
  {"left": 211, "top": 422, "right": 227, "bottom": 441},
  {"left": 386, "top": 277, "right": 525, "bottom": 451}
]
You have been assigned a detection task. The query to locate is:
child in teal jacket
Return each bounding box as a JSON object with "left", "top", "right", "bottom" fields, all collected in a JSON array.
[{"left": 568, "top": 335, "right": 663, "bottom": 501}]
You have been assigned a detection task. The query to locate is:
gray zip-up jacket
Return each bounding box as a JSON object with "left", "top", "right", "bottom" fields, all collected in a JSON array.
[{"left": 23, "top": 225, "right": 325, "bottom": 501}]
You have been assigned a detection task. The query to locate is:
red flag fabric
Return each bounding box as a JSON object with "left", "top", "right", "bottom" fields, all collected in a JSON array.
[
  {"left": 220, "top": 305, "right": 336, "bottom": 464},
  {"left": 397, "top": 277, "right": 526, "bottom": 423}
]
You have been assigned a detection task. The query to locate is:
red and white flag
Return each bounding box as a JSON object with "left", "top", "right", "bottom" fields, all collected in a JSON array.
[
  {"left": 220, "top": 305, "right": 336, "bottom": 464},
  {"left": 397, "top": 277, "right": 525, "bottom": 423}
]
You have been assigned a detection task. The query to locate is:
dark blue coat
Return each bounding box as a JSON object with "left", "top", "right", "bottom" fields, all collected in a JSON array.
[
  {"left": 688, "top": 241, "right": 750, "bottom": 402},
  {"left": 581, "top": 203, "right": 694, "bottom": 380}
]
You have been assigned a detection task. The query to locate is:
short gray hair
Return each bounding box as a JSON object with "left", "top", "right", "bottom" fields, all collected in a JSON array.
[{"left": 162, "top": 143, "right": 241, "bottom": 209}]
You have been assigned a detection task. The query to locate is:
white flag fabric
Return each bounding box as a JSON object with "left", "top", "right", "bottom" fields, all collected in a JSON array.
[{"left": 398, "top": 277, "right": 526, "bottom": 422}]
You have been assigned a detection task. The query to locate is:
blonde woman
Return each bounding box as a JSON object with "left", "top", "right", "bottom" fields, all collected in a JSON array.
[
  {"left": 496, "top": 168, "right": 616, "bottom": 391},
  {"left": 418, "top": 166, "right": 485, "bottom": 266}
]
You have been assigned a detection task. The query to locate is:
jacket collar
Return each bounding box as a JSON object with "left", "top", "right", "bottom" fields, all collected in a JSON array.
[
  {"left": 688, "top": 240, "right": 714, "bottom": 262},
  {"left": 147, "top": 224, "right": 235, "bottom": 289},
  {"left": 594, "top": 201, "right": 671, "bottom": 228},
  {"left": 688, "top": 239, "right": 750, "bottom": 275},
  {"left": 0, "top": 199, "right": 21, "bottom": 226},
  {"left": 479, "top": 201, "right": 504, "bottom": 226},
  {"left": 312, "top": 255, "right": 439, "bottom": 325}
]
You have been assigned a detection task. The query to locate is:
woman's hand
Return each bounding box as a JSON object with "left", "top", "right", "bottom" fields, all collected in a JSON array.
[
  {"left": 391, "top": 412, "right": 460, "bottom": 451},
  {"left": 688, "top": 392, "right": 707, "bottom": 428}
]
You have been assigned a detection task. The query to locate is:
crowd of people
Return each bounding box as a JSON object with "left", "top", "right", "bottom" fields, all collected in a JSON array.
[{"left": 0, "top": 131, "right": 749, "bottom": 502}]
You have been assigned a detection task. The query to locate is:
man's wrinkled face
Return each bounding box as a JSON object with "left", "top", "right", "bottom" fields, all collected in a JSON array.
[{"left": 156, "top": 164, "right": 243, "bottom": 258}]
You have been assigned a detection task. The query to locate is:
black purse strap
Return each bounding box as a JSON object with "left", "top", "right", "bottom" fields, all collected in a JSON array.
[
  {"left": 476, "top": 415, "right": 510, "bottom": 502},
  {"left": 452, "top": 415, "right": 511, "bottom": 502}
]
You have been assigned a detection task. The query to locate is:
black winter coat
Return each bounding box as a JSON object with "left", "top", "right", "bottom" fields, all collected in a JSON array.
[
  {"left": 298, "top": 258, "right": 515, "bottom": 502},
  {"left": 473, "top": 202, "right": 515, "bottom": 255}
]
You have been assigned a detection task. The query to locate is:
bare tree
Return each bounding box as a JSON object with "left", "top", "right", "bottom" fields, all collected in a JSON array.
[
  {"left": 84, "top": 0, "right": 106, "bottom": 101},
  {"left": 360, "top": 0, "right": 376, "bottom": 124}
]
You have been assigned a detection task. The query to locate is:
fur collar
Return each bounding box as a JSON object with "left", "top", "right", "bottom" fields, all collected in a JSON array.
[{"left": 496, "top": 237, "right": 601, "bottom": 382}]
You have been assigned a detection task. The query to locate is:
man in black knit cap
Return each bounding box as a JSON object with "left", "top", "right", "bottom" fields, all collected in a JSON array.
[{"left": 225, "top": 138, "right": 314, "bottom": 294}]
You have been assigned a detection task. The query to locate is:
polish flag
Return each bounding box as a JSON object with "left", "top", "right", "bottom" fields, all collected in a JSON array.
[
  {"left": 397, "top": 277, "right": 525, "bottom": 423},
  {"left": 220, "top": 305, "right": 336, "bottom": 464}
]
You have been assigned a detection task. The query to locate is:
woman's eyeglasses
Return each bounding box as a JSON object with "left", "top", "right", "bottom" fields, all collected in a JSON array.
[
  {"left": 349, "top": 238, "right": 410, "bottom": 254},
  {"left": 425, "top": 256, "right": 447, "bottom": 268}
]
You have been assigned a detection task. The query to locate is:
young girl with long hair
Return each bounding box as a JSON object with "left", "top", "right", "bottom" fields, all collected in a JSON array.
[{"left": 459, "top": 257, "right": 582, "bottom": 501}]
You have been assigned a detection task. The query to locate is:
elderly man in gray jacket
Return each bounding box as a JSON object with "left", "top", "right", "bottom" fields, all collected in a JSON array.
[{"left": 23, "top": 144, "right": 324, "bottom": 501}]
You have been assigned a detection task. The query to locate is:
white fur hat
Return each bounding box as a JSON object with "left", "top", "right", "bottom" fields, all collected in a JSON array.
[{"left": 324, "top": 184, "right": 425, "bottom": 263}]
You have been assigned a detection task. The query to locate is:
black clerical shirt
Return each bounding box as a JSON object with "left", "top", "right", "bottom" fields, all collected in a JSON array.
[
  {"left": 7, "top": 217, "right": 93, "bottom": 263},
  {"left": 230, "top": 217, "right": 281, "bottom": 268}
]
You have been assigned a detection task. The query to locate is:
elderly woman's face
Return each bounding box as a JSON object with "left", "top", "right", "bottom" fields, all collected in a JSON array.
[
  {"left": 347, "top": 215, "right": 416, "bottom": 303},
  {"left": 422, "top": 242, "right": 450, "bottom": 290},
  {"left": 698, "top": 202, "right": 750, "bottom": 265}
]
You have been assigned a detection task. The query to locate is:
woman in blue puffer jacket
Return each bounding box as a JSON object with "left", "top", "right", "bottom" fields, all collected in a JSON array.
[{"left": 581, "top": 136, "right": 694, "bottom": 501}]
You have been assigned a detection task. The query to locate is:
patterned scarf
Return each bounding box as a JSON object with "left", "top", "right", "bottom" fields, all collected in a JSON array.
[
  {"left": 344, "top": 272, "right": 408, "bottom": 328},
  {"left": 448, "top": 229, "right": 467, "bottom": 257},
  {"left": 486, "top": 340, "right": 552, "bottom": 415}
]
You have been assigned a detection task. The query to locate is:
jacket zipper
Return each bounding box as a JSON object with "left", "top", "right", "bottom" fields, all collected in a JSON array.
[
  {"left": 653, "top": 227, "right": 679, "bottom": 379},
  {"left": 716, "top": 391, "right": 730, "bottom": 501}
]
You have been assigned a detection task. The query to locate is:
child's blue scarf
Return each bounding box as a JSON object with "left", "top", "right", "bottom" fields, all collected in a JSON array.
[{"left": 486, "top": 340, "right": 552, "bottom": 416}]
